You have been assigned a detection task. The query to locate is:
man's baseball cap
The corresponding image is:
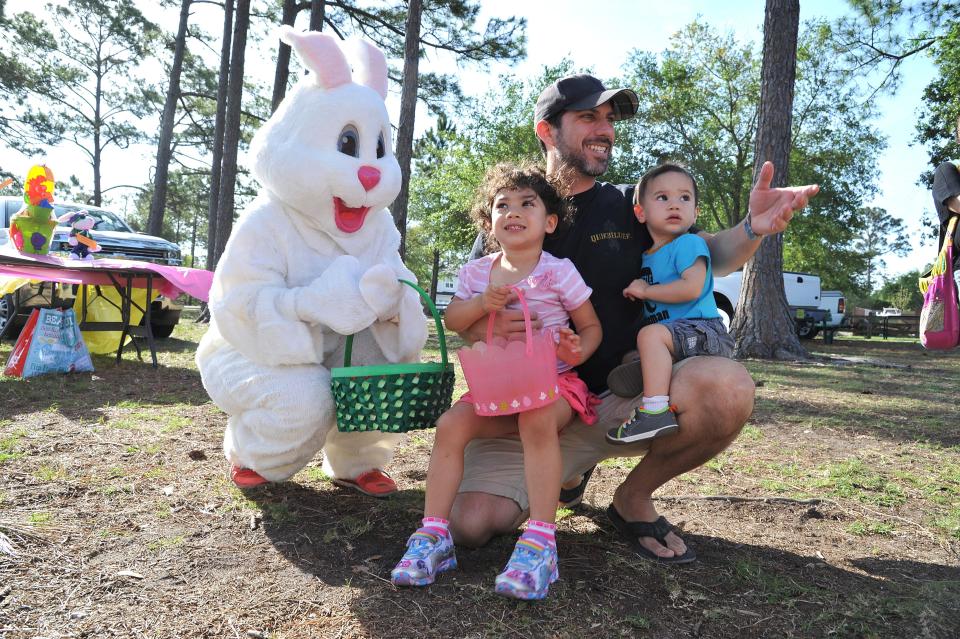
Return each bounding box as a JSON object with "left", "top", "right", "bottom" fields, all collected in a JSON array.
[{"left": 534, "top": 74, "right": 639, "bottom": 123}]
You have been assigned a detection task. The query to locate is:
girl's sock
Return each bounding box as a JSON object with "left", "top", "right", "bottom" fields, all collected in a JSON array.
[
  {"left": 642, "top": 395, "right": 670, "bottom": 412},
  {"left": 525, "top": 519, "right": 557, "bottom": 545},
  {"left": 421, "top": 516, "right": 450, "bottom": 537}
]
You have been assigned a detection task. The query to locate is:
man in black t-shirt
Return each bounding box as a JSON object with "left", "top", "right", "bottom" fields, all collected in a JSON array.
[{"left": 451, "top": 74, "right": 819, "bottom": 563}]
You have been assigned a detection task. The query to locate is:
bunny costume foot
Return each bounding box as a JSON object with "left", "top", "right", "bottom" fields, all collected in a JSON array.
[{"left": 196, "top": 30, "right": 426, "bottom": 487}]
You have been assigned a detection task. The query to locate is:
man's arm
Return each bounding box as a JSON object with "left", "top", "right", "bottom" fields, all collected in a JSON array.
[{"left": 703, "top": 161, "right": 819, "bottom": 276}]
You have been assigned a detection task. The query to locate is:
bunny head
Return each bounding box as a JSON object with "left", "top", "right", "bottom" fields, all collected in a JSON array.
[
  {"left": 249, "top": 29, "right": 401, "bottom": 240},
  {"left": 58, "top": 210, "right": 95, "bottom": 231}
]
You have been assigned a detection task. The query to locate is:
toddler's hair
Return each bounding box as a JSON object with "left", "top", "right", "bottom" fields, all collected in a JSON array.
[
  {"left": 635, "top": 161, "right": 699, "bottom": 206},
  {"left": 470, "top": 161, "right": 570, "bottom": 251}
]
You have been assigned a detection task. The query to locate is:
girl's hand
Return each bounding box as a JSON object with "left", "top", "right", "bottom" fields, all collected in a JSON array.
[
  {"left": 623, "top": 279, "right": 649, "bottom": 301},
  {"left": 482, "top": 284, "right": 513, "bottom": 313},
  {"left": 557, "top": 327, "right": 583, "bottom": 366}
]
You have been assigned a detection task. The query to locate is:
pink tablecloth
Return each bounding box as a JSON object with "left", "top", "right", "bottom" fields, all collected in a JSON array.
[{"left": 0, "top": 248, "right": 213, "bottom": 301}]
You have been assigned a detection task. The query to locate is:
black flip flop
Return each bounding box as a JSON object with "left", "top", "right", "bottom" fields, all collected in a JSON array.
[
  {"left": 558, "top": 466, "right": 595, "bottom": 508},
  {"left": 606, "top": 504, "right": 697, "bottom": 564}
]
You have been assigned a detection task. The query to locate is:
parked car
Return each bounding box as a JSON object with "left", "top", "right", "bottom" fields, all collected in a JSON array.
[
  {"left": 875, "top": 307, "right": 902, "bottom": 317},
  {"left": 712, "top": 270, "right": 832, "bottom": 339},
  {"left": 0, "top": 196, "right": 184, "bottom": 339}
]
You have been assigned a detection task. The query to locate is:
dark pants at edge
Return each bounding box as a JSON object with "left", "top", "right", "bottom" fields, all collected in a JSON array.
[{"left": 932, "top": 161, "right": 960, "bottom": 263}]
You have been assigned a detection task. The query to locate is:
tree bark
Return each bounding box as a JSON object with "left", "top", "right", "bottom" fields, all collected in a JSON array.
[
  {"left": 391, "top": 0, "right": 423, "bottom": 258},
  {"left": 270, "top": 0, "right": 297, "bottom": 113},
  {"left": 212, "top": 0, "right": 250, "bottom": 269},
  {"left": 310, "top": 0, "right": 324, "bottom": 31},
  {"left": 93, "top": 70, "right": 103, "bottom": 206},
  {"left": 430, "top": 248, "right": 439, "bottom": 303},
  {"left": 205, "top": 0, "right": 234, "bottom": 270},
  {"left": 148, "top": 0, "right": 192, "bottom": 237},
  {"left": 732, "top": 0, "right": 806, "bottom": 360},
  {"left": 189, "top": 206, "right": 198, "bottom": 268}
]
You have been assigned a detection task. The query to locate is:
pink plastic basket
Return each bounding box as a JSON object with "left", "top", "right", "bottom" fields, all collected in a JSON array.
[{"left": 457, "top": 286, "right": 559, "bottom": 416}]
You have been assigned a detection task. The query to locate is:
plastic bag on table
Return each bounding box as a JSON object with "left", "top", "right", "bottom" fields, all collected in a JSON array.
[{"left": 72, "top": 285, "right": 150, "bottom": 355}]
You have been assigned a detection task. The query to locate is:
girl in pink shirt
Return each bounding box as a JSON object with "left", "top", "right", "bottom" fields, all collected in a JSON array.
[{"left": 392, "top": 162, "right": 602, "bottom": 600}]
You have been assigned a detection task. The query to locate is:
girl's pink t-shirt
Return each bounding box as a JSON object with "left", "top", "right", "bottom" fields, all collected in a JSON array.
[{"left": 454, "top": 250, "right": 593, "bottom": 373}]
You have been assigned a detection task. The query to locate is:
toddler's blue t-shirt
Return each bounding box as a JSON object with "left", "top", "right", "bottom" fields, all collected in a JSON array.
[{"left": 637, "top": 233, "right": 720, "bottom": 327}]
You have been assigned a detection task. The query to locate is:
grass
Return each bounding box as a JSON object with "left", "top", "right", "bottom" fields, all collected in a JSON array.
[
  {"left": 847, "top": 520, "right": 895, "bottom": 536},
  {"left": 817, "top": 458, "right": 907, "bottom": 507},
  {"left": 0, "top": 426, "right": 28, "bottom": 464},
  {"left": 147, "top": 535, "right": 186, "bottom": 552},
  {"left": 1, "top": 319, "right": 959, "bottom": 638}
]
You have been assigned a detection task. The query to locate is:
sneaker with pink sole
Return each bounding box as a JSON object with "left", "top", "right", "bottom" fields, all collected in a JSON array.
[
  {"left": 494, "top": 533, "right": 559, "bottom": 600},
  {"left": 391, "top": 528, "right": 457, "bottom": 586}
]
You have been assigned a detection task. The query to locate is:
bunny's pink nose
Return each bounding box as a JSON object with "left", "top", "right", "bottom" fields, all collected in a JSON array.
[{"left": 358, "top": 166, "right": 381, "bottom": 191}]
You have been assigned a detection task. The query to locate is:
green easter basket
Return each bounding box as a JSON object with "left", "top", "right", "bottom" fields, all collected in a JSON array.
[{"left": 332, "top": 279, "right": 455, "bottom": 433}]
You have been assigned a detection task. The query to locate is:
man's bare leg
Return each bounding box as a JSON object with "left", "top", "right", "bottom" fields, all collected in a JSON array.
[
  {"left": 449, "top": 492, "right": 524, "bottom": 548},
  {"left": 611, "top": 357, "right": 754, "bottom": 558}
]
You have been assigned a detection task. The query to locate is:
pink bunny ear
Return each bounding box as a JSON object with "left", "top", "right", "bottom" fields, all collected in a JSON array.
[
  {"left": 278, "top": 26, "right": 351, "bottom": 90},
  {"left": 347, "top": 38, "right": 388, "bottom": 99}
]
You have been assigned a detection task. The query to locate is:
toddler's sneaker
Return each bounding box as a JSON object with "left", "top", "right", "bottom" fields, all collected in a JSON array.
[
  {"left": 606, "top": 406, "right": 678, "bottom": 444},
  {"left": 494, "top": 533, "right": 559, "bottom": 600},
  {"left": 390, "top": 528, "right": 457, "bottom": 586}
]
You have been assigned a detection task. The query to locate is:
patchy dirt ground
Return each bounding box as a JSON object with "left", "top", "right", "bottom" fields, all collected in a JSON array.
[{"left": 1, "top": 324, "right": 958, "bottom": 638}]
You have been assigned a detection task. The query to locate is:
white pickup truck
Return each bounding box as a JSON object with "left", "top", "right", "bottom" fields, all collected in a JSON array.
[{"left": 712, "top": 271, "right": 844, "bottom": 339}]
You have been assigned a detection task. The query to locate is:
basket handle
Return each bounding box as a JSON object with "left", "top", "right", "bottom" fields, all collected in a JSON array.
[
  {"left": 342, "top": 278, "right": 448, "bottom": 368},
  {"left": 484, "top": 285, "right": 534, "bottom": 356}
]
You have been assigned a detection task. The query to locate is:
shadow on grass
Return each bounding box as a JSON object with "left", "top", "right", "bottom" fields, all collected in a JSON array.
[
  {"left": 247, "top": 484, "right": 960, "bottom": 639},
  {"left": 0, "top": 345, "right": 210, "bottom": 421},
  {"left": 745, "top": 343, "right": 960, "bottom": 448},
  {"left": 754, "top": 395, "right": 960, "bottom": 448}
]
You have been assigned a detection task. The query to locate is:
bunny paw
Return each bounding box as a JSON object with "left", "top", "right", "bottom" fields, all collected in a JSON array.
[{"left": 360, "top": 264, "right": 404, "bottom": 321}]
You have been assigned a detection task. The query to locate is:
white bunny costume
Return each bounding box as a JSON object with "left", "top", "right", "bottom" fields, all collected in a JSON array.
[{"left": 196, "top": 29, "right": 427, "bottom": 485}]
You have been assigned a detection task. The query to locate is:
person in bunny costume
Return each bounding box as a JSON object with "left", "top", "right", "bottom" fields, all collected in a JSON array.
[{"left": 196, "top": 28, "right": 427, "bottom": 496}]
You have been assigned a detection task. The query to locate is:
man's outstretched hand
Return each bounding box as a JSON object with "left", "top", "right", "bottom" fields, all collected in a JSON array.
[{"left": 748, "top": 161, "right": 819, "bottom": 236}]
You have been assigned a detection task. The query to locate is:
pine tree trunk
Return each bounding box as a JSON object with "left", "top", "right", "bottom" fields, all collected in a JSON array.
[
  {"left": 189, "top": 208, "right": 198, "bottom": 268},
  {"left": 93, "top": 90, "right": 102, "bottom": 206},
  {"left": 206, "top": 0, "right": 234, "bottom": 270},
  {"left": 148, "top": 0, "right": 191, "bottom": 237},
  {"left": 212, "top": 0, "right": 250, "bottom": 269},
  {"left": 309, "top": 0, "right": 324, "bottom": 30},
  {"left": 732, "top": 0, "right": 806, "bottom": 360},
  {"left": 391, "top": 0, "right": 423, "bottom": 258},
  {"left": 270, "top": 0, "right": 297, "bottom": 113},
  {"left": 430, "top": 249, "right": 439, "bottom": 303}
]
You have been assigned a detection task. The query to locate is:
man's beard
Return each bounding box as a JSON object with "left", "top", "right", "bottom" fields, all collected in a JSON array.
[{"left": 554, "top": 138, "right": 609, "bottom": 178}]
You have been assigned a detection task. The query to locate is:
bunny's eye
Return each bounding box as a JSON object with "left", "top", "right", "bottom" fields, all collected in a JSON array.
[
  {"left": 376, "top": 132, "right": 386, "bottom": 159},
  {"left": 338, "top": 125, "right": 359, "bottom": 158}
]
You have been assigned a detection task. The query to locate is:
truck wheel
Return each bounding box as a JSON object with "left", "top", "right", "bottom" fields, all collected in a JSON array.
[
  {"left": 0, "top": 294, "right": 18, "bottom": 340},
  {"left": 797, "top": 319, "right": 819, "bottom": 339},
  {"left": 138, "top": 314, "right": 176, "bottom": 339},
  {"left": 715, "top": 298, "right": 735, "bottom": 333},
  {"left": 150, "top": 323, "right": 176, "bottom": 339}
]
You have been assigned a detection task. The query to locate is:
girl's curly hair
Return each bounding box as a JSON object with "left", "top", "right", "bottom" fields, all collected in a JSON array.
[{"left": 470, "top": 161, "right": 571, "bottom": 252}]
